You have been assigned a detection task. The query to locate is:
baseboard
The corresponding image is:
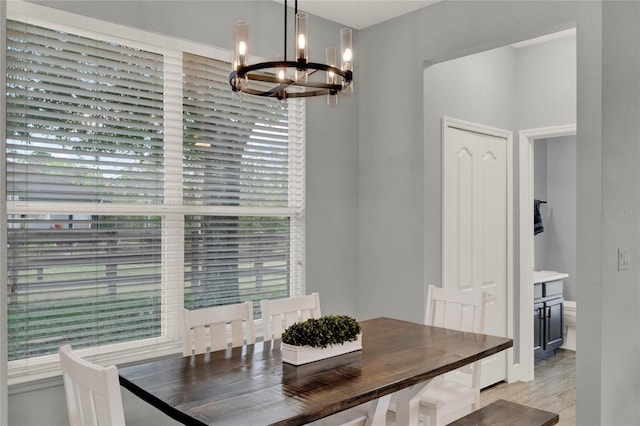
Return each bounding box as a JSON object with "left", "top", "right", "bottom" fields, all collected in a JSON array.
[{"left": 561, "top": 326, "right": 576, "bottom": 351}]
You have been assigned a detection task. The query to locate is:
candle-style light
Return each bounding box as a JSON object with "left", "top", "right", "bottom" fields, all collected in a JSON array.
[
  {"left": 326, "top": 47, "right": 338, "bottom": 106},
  {"left": 296, "top": 13, "right": 308, "bottom": 64},
  {"left": 341, "top": 28, "right": 353, "bottom": 95},
  {"left": 234, "top": 20, "right": 248, "bottom": 70}
]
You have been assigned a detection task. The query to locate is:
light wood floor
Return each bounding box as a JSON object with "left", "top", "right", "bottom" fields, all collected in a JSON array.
[{"left": 479, "top": 349, "right": 576, "bottom": 425}]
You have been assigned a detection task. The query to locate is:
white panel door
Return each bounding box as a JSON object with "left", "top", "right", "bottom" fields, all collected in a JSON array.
[{"left": 442, "top": 118, "right": 511, "bottom": 388}]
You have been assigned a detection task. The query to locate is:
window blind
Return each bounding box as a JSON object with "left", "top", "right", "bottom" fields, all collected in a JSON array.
[
  {"left": 184, "top": 216, "right": 290, "bottom": 310},
  {"left": 7, "top": 215, "right": 162, "bottom": 361},
  {"left": 182, "top": 53, "right": 304, "bottom": 313},
  {"left": 183, "top": 53, "right": 290, "bottom": 207},
  {"left": 6, "top": 21, "right": 164, "bottom": 204},
  {"left": 5, "top": 20, "right": 165, "bottom": 362}
]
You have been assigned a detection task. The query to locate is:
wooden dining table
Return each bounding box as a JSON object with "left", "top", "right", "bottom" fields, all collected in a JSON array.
[{"left": 119, "top": 317, "right": 512, "bottom": 426}]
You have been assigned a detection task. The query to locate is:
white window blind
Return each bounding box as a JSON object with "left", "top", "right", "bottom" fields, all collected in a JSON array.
[
  {"left": 183, "top": 53, "right": 290, "bottom": 207},
  {"left": 4, "top": 12, "right": 305, "bottom": 377},
  {"left": 184, "top": 216, "right": 291, "bottom": 309},
  {"left": 182, "top": 53, "right": 305, "bottom": 312},
  {"left": 6, "top": 21, "right": 165, "bottom": 203},
  {"left": 5, "top": 20, "right": 166, "bottom": 363},
  {"left": 6, "top": 215, "right": 162, "bottom": 361}
]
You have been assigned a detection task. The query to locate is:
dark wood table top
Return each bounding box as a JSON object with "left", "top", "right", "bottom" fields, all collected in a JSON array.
[{"left": 119, "top": 317, "right": 513, "bottom": 426}]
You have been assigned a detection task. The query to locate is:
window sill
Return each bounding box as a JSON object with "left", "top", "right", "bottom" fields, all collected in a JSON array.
[{"left": 8, "top": 337, "right": 183, "bottom": 388}]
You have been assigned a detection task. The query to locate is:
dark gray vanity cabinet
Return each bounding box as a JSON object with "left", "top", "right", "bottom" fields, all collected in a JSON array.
[{"left": 534, "top": 279, "right": 564, "bottom": 359}]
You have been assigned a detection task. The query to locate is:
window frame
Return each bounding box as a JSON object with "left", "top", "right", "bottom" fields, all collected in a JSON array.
[{"left": 3, "top": 1, "right": 305, "bottom": 385}]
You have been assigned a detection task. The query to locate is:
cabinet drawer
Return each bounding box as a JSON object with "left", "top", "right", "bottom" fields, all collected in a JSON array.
[
  {"left": 534, "top": 283, "right": 543, "bottom": 299},
  {"left": 543, "top": 280, "right": 563, "bottom": 297}
]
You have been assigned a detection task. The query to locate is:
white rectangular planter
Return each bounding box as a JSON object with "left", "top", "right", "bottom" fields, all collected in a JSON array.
[{"left": 281, "top": 334, "right": 362, "bottom": 365}]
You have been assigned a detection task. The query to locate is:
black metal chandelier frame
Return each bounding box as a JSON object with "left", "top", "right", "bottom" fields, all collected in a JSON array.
[
  {"left": 229, "top": 0, "right": 353, "bottom": 100},
  {"left": 230, "top": 60, "right": 352, "bottom": 99}
]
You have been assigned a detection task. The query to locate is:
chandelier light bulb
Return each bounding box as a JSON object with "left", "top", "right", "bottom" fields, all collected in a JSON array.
[
  {"left": 234, "top": 20, "right": 249, "bottom": 70},
  {"left": 296, "top": 13, "right": 308, "bottom": 61},
  {"left": 340, "top": 28, "right": 353, "bottom": 71},
  {"left": 340, "top": 28, "right": 353, "bottom": 94},
  {"left": 342, "top": 48, "right": 352, "bottom": 63},
  {"left": 326, "top": 46, "right": 338, "bottom": 106}
]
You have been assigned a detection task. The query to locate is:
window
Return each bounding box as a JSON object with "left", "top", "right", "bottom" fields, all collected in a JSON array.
[
  {"left": 181, "top": 53, "right": 304, "bottom": 310},
  {"left": 4, "top": 4, "right": 305, "bottom": 383}
]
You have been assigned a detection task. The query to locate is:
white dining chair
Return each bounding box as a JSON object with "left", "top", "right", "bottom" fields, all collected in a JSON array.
[
  {"left": 418, "top": 285, "right": 487, "bottom": 426},
  {"left": 260, "top": 292, "right": 321, "bottom": 341},
  {"left": 59, "top": 344, "right": 126, "bottom": 426},
  {"left": 308, "top": 396, "right": 392, "bottom": 426},
  {"left": 183, "top": 301, "right": 255, "bottom": 355}
]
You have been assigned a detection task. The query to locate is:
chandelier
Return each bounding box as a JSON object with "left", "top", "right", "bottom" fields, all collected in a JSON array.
[{"left": 229, "top": 0, "right": 354, "bottom": 103}]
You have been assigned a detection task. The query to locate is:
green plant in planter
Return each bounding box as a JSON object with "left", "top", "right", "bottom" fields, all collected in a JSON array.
[{"left": 281, "top": 315, "right": 361, "bottom": 349}]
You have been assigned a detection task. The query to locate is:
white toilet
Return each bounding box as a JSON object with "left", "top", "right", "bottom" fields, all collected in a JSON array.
[{"left": 562, "top": 300, "right": 576, "bottom": 351}]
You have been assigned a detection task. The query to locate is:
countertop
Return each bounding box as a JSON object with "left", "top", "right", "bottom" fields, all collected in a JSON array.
[{"left": 533, "top": 270, "right": 569, "bottom": 284}]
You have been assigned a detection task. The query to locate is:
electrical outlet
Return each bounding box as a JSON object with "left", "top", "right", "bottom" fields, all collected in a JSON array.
[{"left": 618, "top": 248, "right": 631, "bottom": 271}]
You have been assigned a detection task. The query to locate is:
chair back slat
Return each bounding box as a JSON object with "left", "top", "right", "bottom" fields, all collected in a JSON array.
[
  {"left": 261, "top": 293, "right": 321, "bottom": 341},
  {"left": 191, "top": 326, "right": 207, "bottom": 354},
  {"left": 59, "top": 344, "right": 126, "bottom": 426},
  {"left": 209, "top": 322, "right": 228, "bottom": 352},
  {"left": 230, "top": 319, "right": 244, "bottom": 347},
  {"left": 425, "top": 285, "right": 487, "bottom": 385},
  {"left": 425, "top": 285, "right": 486, "bottom": 333},
  {"left": 183, "top": 301, "right": 255, "bottom": 356}
]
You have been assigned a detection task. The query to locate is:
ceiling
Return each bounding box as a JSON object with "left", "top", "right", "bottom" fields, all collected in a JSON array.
[{"left": 274, "top": 0, "right": 440, "bottom": 30}]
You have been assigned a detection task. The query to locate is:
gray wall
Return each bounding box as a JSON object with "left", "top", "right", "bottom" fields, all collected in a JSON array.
[
  {"left": 600, "top": 2, "right": 640, "bottom": 423},
  {"left": 534, "top": 136, "right": 578, "bottom": 302},
  {"left": 534, "top": 141, "right": 548, "bottom": 270},
  {"left": 9, "top": 379, "right": 182, "bottom": 426},
  {"left": 424, "top": 45, "right": 517, "bottom": 131},
  {"left": 515, "top": 35, "right": 577, "bottom": 129}
]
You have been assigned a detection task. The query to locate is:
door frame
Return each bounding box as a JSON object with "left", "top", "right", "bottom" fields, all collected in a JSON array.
[
  {"left": 518, "top": 124, "right": 576, "bottom": 381},
  {"left": 441, "top": 116, "right": 514, "bottom": 383}
]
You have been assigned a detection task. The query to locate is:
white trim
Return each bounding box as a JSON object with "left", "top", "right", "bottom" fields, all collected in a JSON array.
[
  {"left": 506, "top": 123, "right": 514, "bottom": 383},
  {"left": 8, "top": 339, "right": 182, "bottom": 386},
  {"left": 8, "top": 0, "right": 266, "bottom": 65},
  {"left": 7, "top": 0, "right": 230, "bottom": 61},
  {"left": 443, "top": 116, "right": 513, "bottom": 140},
  {"left": 441, "top": 117, "right": 515, "bottom": 384},
  {"left": 162, "top": 50, "right": 187, "bottom": 344},
  {"left": 510, "top": 28, "right": 576, "bottom": 49},
  {"left": 1, "top": 0, "right": 9, "bottom": 423},
  {"left": 288, "top": 98, "right": 307, "bottom": 297},
  {"left": 517, "top": 124, "right": 576, "bottom": 382},
  {"left": 5, "top": 201, "right": 298, "bottom": 217}
]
